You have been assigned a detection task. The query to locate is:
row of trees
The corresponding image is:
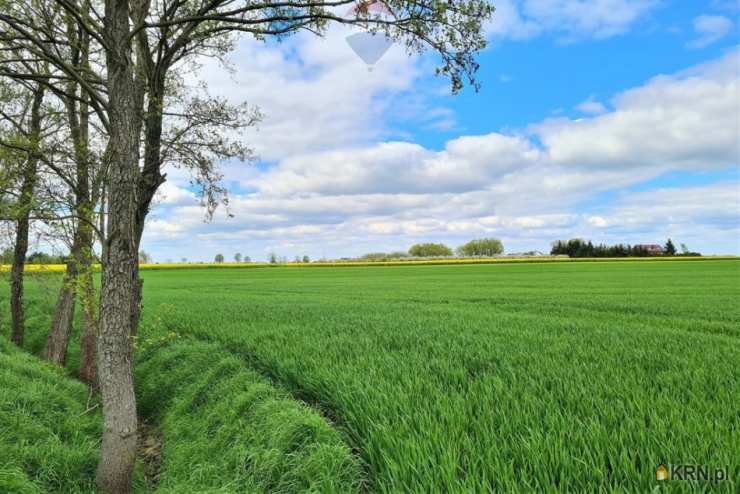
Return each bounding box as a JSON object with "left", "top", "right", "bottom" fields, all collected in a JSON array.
[
  {"left": 1, "top": 249, "right": 69, "bottom": 264},
  {"left": 550, "top": 238, "right": 699, "bottom": 257},
  {"left": 214, "top": 253, "right": 252, "bottom": 263},
  {"left": 410, "top": 238, "right": 504, "bottom": 257},
  {"left": 0, "top": 1, "right": 490, "bottom": 491},
  {"left": 360, "top": 238, "right": 505, "bottom": 259},
  {"left": 213, "top": 253, "right": 312, "bottom": 263}
]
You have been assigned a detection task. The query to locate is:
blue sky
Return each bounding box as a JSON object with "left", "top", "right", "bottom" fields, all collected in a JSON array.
[{"left": 142, "top": 0, "right": 740, "bottom": 262}]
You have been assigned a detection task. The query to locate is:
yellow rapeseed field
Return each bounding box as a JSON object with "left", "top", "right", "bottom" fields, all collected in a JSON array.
[{"left": 0, "top": 256, "right": 730, "bottom": 274}]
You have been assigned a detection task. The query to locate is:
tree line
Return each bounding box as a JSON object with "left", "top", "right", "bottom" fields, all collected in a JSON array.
[
  {"left": 0, "top": 1, "right": 491, "bottom": 491},
  {"left": 550, "top": 238, "right": 700, "bottom": 257},
  {"left": 357, "top": 238, "right": 505, "bottom": 260},
  {"left": 1, "top": 249, "right": 69, "bottom": 264}
]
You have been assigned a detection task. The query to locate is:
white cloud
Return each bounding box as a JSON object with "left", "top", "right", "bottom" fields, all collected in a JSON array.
[
  {"left": 576, "top": 97, "right": 607, "bottom": 115},
  {"left": 488, "top": 0, "right": 661, "bottom": 41},
  {"left": 246, "top": 134, "right": 541, "bottom": 197},
  {"left": 538, "top": 50, "right": 740, "bottom": 169},
  {"left": 581, "top": 182, "right": 740, "bottom": 252},
  {"left": 154, "top": 182, "right": 197, "bottom": 206},
  {"left": 144, "top": 51, "right": 740, "bottom": 260},
  {"left": 689, "top": 15, "right": 734, "bottom": 48},
  {"left": 189, "top": 28, "right": 424, "bottom": 163}
]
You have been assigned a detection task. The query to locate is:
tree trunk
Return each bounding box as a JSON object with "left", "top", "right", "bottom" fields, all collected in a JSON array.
[
  {"left": 43, "top": 258, "right": 78, "bottom": 365},
  {"left": 10, "top": 222, "right": 28, "bottom": 347},
  {"left": 9, "top": 86, "right": 44, "bottom": 347},
  {"left": 78, "top": 260, "right": 98, "bottom": 387},
  {"left": 96, "top": 0, "right": 140, "bottom": 490},
  {"left": 130, "top": 274, "right": 143, "bottom": 337}
]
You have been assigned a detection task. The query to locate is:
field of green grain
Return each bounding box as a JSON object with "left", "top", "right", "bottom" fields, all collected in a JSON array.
[{"left": 4, "top": 260, "right": 739, "bottom": 492}]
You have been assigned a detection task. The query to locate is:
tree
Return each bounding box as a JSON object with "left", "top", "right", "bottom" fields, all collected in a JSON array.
[
  {"left": 214, "top": 254, "right": 225, "bottom": 263},
  {"left": 3, "top": 84, "right": 45, "bottom": 347},
  {"left": 138, "top": 251, "right": 152, "bottom": 264},
  {"left": 664, "top": 238, "right": 676, "bottom": 256},
  {"left": 1, "top": 0, "right": 492, "bottom": 489},
  {"left": 234, "top": 253, "right": 242, "bottom": 263},
  {"left": 409, "top": 243, "right": 453, "bottom": 257},
  {"left": 457, "top": 238, "right": 503, "bottom": 257},
  {"left": 43, "top": 10, "right": 105, "bottom": 375},
  {"left": 680, "top": 243, "right": 689, "bottom": 255},
  {"left": 302, "top": 255, "right": 310, "bottom": 263},
  {"left": 269, "top": 253, "right": 277, "bottom": 264},
  {"left": 243, "top": 256, "right": 251, "bottom": 263}
]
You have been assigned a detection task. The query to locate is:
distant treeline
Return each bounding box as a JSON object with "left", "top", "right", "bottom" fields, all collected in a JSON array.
[
  {"left": 358, "top": 238, "right": 505, "bottom": 261},
  {"left": 550, "top": 238, "right": 700, "bottom": 258},
  {"left": 0, "top": 249, "right": 69, "bottom": 265}
]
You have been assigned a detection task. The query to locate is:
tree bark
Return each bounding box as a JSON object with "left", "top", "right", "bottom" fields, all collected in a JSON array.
[
  {"left": 9, "top": 86, "right": 44, "bottom": 348},
  {"left": 43, "top": 255, "right": 78, "bottom": 365},
  {"left": 46, "top": 10, "right": 101, "bottom": 376},
  {"left": 10, "top": 216, "right": 29, "bottom": 347},
  {"left": 96, "top": 0, "right": 140, "bottom": 491},
  {"left": 78, "top": 261, "right": 98, "bottom": 387}
]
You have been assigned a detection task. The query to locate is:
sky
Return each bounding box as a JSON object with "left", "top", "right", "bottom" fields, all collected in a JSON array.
[{"left": 142, "top": 0, "right": 740, "bottom": 262}]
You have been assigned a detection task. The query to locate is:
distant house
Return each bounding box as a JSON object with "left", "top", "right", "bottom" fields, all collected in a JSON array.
[
  {"left": 506, "top": 251, "right": 546, "bottom": 257},
  {"left": 634, "top": 244, "right": 664, "bottom": 255}
]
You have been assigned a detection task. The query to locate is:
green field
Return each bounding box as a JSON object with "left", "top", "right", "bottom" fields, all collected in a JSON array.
[{"left": 4, "top": 260, "right": 740, "bottom": 492}]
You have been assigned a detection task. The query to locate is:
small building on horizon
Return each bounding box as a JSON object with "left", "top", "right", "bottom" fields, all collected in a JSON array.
[{"left": 634, "top": 244, "right": 664, "bottom": 255}]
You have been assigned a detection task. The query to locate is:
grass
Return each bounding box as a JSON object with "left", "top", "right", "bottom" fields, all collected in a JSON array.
[
  {"left": 3, "top": 259, "right": 739, "bottom": 492},
  {"left": 135, "top": 340, "right": 363, "bottom": 493},
  {"left": 0, "top": 337, "right": 101, "bottom": 493},
  {"left": 133, "top": 260, "right": 740, "bottom": 492},
  {"left": 0, "top": 274, "right": 364, "bottom": 493}
]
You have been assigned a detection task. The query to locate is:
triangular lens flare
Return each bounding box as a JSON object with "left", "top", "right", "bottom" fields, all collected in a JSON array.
[{"left": 346, "top": 32, "right": 393, "bottom": 66}]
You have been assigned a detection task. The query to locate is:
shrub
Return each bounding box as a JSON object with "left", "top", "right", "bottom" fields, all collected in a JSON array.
[
  {"left": 408, "top": 243, "right": 453, "bottom": 257},
  {"left": 457, "top": 238, "right": 504, "bottom": 257}
]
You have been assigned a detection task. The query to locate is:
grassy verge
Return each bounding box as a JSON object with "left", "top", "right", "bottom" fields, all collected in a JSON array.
[
  {"left": 135, "top": 340, "right": 365, "bottom": 493},
  {"left": 0, "top": 338, "right": 101, "bottom": 493}
]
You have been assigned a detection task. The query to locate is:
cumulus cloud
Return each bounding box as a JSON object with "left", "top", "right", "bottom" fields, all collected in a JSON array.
[
  {"left": 538, "top": 50, "right": 740, "bottom": 169},
  {"left": 187, "top": 27, "right": 424, "bottom": 162},
  {"left": 154, "top": 182, "right": 197, "bottom": 206},
  {"left": 247, "top": 134, "right": 541, "bottom": 197},
  {"left": 488, "top": 0, "right": 661, "bottom": 41},
  {"left": 689, "top": 15, "right": 734, "bottom": 48},
  {"left": 143, "top": 49, "right": 740, "bottom": 260}
]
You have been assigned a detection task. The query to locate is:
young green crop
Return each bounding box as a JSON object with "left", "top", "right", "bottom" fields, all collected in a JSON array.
[
  {"left": 133, "top": 260, "right": 740, "bottom": 493},
  {"left": 135, "top": 340, "right": 364, "bottom": 493},
  {"left": 4, "top": 260, "right": 739, "bottom": 492}
]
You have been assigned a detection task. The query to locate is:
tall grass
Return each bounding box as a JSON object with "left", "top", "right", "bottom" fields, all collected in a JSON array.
[
  {"left": 0, "top": 338, "right": 101, "bottom": 493},
  {"left": 135, "top": 340, "right": 364, "bottom": 493},
  {"left": 1, "top": 275, "right": 364, "bottom": 492}
]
